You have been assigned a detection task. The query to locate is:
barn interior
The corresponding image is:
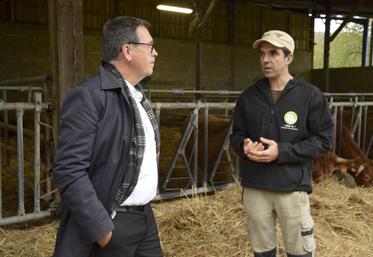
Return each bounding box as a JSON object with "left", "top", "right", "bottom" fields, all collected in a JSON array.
[{"left": 1, "top": 0, "right": 373, "bottom": 256}]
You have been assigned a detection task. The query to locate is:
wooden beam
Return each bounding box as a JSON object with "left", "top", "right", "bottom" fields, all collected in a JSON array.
[
  {"left": 56, "top": 0, "right": 84, "bottom": 105},
  {"left": 362, "top": 18, "right": 369, "bottom": 66},
  {"left": 198, "top": 0, "right": 219, "bottom": 28},
  {"left": 330, "top": 5, "right": 360, "bottom": 42},
  {"left": 323, "top": 9, "right": 331, "bottom": 92},
  {"left": 47, "top": 0, "right": 60, "bottom": 140}
]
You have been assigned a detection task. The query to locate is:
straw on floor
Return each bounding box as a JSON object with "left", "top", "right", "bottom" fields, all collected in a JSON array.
[{"left": 1, "top": 179, "right": 373, "bottom": 257}]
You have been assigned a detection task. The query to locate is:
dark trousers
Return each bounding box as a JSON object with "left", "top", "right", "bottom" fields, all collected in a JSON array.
[{"left": 92, "top": 204, "right": 163, "bottom": 257}]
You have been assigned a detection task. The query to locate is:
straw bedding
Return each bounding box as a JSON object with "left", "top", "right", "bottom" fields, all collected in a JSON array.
[{"left": 1, "top": 179, "right": 373, "bottom": 257}]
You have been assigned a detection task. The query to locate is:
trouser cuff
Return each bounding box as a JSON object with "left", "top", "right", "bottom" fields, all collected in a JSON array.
[{"left": 254, "top": 248, "right": 277, "bottom": 257}]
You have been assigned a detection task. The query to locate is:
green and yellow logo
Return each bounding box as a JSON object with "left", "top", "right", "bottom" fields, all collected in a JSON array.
[{"left": 284, "top": 111, "right": 298, "bottom": 125}]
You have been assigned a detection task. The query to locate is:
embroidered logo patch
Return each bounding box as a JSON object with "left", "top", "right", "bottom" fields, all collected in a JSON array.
[
  {"left": 284, "top": 111, "right": 298, "bottom": 125},
  {"left": 281, "top": 111, "right": 298, "bottom": 131}
]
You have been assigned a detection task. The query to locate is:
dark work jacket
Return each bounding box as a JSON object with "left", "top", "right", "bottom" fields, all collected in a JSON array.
[
  {"left": 52, "top": 64, "right": 141, "bottom": 257},
  {"left": 230, "top": 76, "right": 333, "bottom": 193}
]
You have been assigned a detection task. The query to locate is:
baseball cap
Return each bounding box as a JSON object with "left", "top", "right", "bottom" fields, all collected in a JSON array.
[{"left": 252, "top": 30, "right": 295, "bottom": 53}]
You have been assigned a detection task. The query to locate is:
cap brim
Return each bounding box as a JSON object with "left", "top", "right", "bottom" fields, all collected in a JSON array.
[{"left": 252, "top": 38, "right": 286, "bottom": 49}]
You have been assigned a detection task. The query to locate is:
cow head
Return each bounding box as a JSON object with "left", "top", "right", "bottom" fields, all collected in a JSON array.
[
  {"left": 351, "top": 160, "right": 373, "bottom": 186},
  {"left": 313, "top": 153, "right": 357, "bottom": 182}
]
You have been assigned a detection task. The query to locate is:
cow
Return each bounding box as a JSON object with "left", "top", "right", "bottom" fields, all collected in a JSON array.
[
  {"left": 185, "top": 112, "right": 234, "bottom": 186},
  {"left": 313, "top": 152, "right": 359, "bottom": 188},
  {"left": 160, "top": 111, "right": 234, "bottom": 191},
  {"left": 337, "top": 124, "right": 373, "bottom": 186},
  {"left": 340, "top": 109, "right": 373, "bottom": 159}
]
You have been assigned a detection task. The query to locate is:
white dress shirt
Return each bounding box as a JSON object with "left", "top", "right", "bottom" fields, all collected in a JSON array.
[{"left": 121, "top": 80, "right": 158, "bottom": 206}]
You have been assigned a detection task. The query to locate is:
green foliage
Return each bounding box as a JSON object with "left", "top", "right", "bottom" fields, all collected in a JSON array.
[{"left": 313, "top": 23, "right": 363, "bottom": 69}]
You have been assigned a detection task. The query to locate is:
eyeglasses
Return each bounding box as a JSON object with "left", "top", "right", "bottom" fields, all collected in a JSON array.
[{"left": 128, "top": 42, "right": 156, "bottom": 54}]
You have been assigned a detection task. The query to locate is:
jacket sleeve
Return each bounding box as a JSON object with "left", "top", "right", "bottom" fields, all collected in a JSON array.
[
  {"left": 53, "top": 85, "right": 114, "bottom": 242},
  {"left": 277, "top": 90, "right": 333, "bottom": 163},
  {"left": 230, "top": 97, "right": 249, "bottom": 160}
]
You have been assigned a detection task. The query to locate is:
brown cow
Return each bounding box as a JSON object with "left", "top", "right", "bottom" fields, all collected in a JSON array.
[
  {"left": 340, "top": 109, "right": 373, "bottom": 159},
  {"left": 313, "top": 152, "right": 359, "bottom": 187},
  {"left": 161, "top": 111, "right": 234, "bottom": 190},
  {"left": 337, "top": 124, "right": 373, "bottom": 186},
  {"left": 185, "top": 112, "right": 234, "bottom": 186}
]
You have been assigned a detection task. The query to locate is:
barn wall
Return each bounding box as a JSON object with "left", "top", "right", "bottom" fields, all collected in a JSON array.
[
  {"left": 0, "top": 0, "right": 313, "bottom": 45},
  {"left": 0, "top": 1, "right": 314, "bottom": 96},
  {"left": 311, "top": 67, "right": 373, "bottom": 92},
  {"left": 0, "top": 22, "right": 50, "bottom": 80},
  {"left": 0, "top": 21, "right": 312, "bottom": 93}
]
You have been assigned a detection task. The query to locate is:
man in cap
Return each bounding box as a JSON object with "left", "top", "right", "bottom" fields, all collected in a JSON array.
[{"left": 230, "top": 30, "right": 333, "bottom": 257}]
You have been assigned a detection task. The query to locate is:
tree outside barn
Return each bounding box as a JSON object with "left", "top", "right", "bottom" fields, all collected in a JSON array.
[{"left": 313, "top": 21, "right": 366, "bottom": 69}]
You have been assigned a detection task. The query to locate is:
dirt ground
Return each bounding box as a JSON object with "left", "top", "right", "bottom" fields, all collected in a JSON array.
[{"left": 1, "top": 179, "right": 373, "bottom": 257}]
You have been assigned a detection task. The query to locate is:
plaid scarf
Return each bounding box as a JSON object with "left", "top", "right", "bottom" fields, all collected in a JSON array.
[{"left": 105, "top": 63, "right": 160, "bottom": 210}]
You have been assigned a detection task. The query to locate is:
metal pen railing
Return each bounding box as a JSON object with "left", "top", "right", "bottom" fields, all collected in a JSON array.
[
  {"left": 1, "top": 82, "right": 373, "bottom": 224},
  {"left": 0, "top": 76, "right": 54, "bottom": 226}
]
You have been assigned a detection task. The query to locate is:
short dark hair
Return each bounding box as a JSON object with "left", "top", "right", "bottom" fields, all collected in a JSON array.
[
  {"left": 101, "top": 16, "right": 151, "bottom": 62},
  {"left": 282, "top": 47, "right": 291, "bottom": 57}
]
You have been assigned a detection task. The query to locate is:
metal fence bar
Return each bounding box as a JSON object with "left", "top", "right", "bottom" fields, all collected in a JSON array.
[
  {"left": 16, "top": 108, "right": 25, "bottom": 216},
  {"left": 2, "top": 90, "right": 9, "bottom": 166},
  {"left": 162, "top": 111, "right": 196, "bottom": 191},
  {"left": 156, "top": 102, "right": 236, "bottom": 197},
  {"left": 332, "top": 106, "right": 338, "bottom": 152},
  {"left": 0, "top": 89, "right": 50, "bottom": 225},
  {"left": 0, "top": 211, "right": 51, "bottom": 226},
  {"left": 362, "top": 105, "right": 368, "bottom": 152},
  {"left": 0, "top": 102, "right": 48, "bottom": 111},
  {"left": 329, "top": 101, "right": 373, "bottom": 107},
  {"left": 192, "top": 107, "right": 199, "bottom": 188},
  {"left": 356, "top": 105, "right": 363, "bottom": 144},
  {"left": 0, "top": 76, "right": 48, "bottom": 86},
  {"left": 203, "top": 107, "right": 209, "bottom": 187},
  {"left": 337, "top": 106, "right": 344, "bottom": 155},
  {"left": 0, "top": 127, "right": 2, "bottom": 219},
  {"left": 0, "top": 86, "right": 43, "bottom": 91},
  {"left": 324, "top": 92, "right": 373, "bottom": 97},
  {"left": 150, "top": 102, "right": 236, "bottom": 109},
  {"left": 209, "top": 121, "right": 234, "bottom": 182},
  {"left": 147, "top": 89, "right": 242, "bottom": 95},
  {"left": 34, "top": 92, "right": 42, "bottom": 213}
]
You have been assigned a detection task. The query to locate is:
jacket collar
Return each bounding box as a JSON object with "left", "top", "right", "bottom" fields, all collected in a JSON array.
[
  {"left": 256, "top": 75, "right": 301, "bottom": 105},
  {"left": 100, "top": 61, "right": 151, "bottom": 90},
  {"left": 257, "top": 75, "right": 300, "bottom": 94},
  {"left": 100, "top": 62, "right": 123, "bottom": 90}
]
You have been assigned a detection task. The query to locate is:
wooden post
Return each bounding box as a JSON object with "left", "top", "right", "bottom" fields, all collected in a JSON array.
[
  {"left": 56, "top": 0, "right": 85, "bottom": 105},
  {"left": 47, "top": 0, "right": 84, "bottom": 148},
  {"left": 362, "top": 18, "right": 369, "bottom": 67},
  {"left": 47, "top": 0, "right": 60, "bottom": 142},
  {"left": 323, "top": 10, "right": 331, "bottom": 92}
]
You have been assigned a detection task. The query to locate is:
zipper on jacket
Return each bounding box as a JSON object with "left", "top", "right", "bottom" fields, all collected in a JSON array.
[{"left": 270, "top": 109, "right": 274, "bottom": 138}]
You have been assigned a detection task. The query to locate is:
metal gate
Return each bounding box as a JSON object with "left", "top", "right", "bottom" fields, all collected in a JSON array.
[
  {"left": 0, "top": 77, "right": 54, "bottom": 225},
  {"left": 1, "top": 82, "right": 373, "bottom": 225}
]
